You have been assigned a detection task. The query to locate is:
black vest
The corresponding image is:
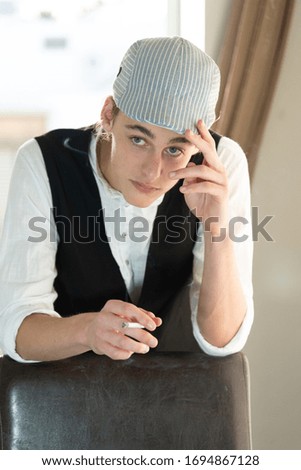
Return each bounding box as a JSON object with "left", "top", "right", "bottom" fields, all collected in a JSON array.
[{"left": 36, "top": 126, "right": 221, "bottom": 327}]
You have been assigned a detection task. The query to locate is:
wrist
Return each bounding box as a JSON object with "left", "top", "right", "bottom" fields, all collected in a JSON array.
[
  {"left": 203, "top": 219, "right": 229, "bottom": 241},
  {"left": 203, "top": 227, "right": 232, "bottom": 249},
  {"left": 70, "top": 312, "right": 96, "bottom": 351}
]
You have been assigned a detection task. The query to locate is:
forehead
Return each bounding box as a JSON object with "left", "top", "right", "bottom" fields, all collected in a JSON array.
[{"left": 117, "top": 112, "right": 192, "bottom": 145}]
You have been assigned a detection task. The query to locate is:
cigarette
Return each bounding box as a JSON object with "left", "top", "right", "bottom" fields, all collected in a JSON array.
[{"left": 121, "top": 321, "right": 145, "bottom": 329}]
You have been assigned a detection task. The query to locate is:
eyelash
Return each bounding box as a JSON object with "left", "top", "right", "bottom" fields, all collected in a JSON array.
[
  {"left": 130, "top": 136, "right": 183, "bottom": 157},
  {"left": 131, "top": 136, "right": 146, "bottom": 146},
  {"left": 165, "top": 147, "right": 183, "bottom": 157}
]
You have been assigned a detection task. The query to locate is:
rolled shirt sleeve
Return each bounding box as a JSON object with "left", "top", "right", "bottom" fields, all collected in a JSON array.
[
  {"left": 190, "top": 136, "right": 254, "bottom": 356},
  {"left": 0, "top": 140, "right": 60, "bottom": 362}
]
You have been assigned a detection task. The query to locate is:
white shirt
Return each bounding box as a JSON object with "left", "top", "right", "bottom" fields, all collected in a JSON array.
[{"left": 0, "top": 133, "right": 254, "bottom": 362}]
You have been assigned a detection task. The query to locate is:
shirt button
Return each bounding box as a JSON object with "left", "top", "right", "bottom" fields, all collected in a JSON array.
[{"left": 125, "top": 259, "right": 130, "bottom": 265}]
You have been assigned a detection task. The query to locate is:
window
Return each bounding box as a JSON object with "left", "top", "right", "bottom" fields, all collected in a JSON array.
[
  {"left": 0, "top": 1, "right": 15, "bottom": 15},
  {"left": 0, "top": 0, "right": 205, "bottom": 230}
]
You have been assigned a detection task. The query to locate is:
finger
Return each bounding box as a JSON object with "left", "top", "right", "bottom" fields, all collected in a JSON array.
[
  {"left": 170, "top": 164, "right": 225, "bottom": 184},
  {"left": 181, "top": 162, "right": 197, "bottom": 187},
  {"left": 106, "top": 330, "right": 151, "bottom": 355},
  {"left": 196, "top": 119, "right": 215, "bottom": 143},
  {"left": 104, "top": 300, "right": 157, "bottom": 331},
  {"left": 169, "top": 162, "right": 197, "bottom": 183},
  {"left": 180, "top": 181, "right": 226, "bottom": 198},
  {"left": 140, "top": 308, "right": 163, "bottom": 327},
  {"left": 154, "top": 317, "right": 163, "bottom": 327},
  {"left": 124, "top": 328, "right": 158, "bottom": 349},
  {"left": 185, "top": 122, "right": 223, "bottom": 171},
  {"left": 95, "top": 341, "right": 134, "bottom": 361},
  {"left": 96, "top": 311, "right": 141, "bottom": 336}
]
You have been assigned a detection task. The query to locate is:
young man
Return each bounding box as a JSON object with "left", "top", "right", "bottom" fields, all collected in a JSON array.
[{"left": 0, "top": 37, "right": 253, "bottom": 362}]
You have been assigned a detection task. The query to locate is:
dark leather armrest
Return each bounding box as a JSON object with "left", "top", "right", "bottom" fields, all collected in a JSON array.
[{"left": 0, "top": 351, "right": 251, "bottom": 450}]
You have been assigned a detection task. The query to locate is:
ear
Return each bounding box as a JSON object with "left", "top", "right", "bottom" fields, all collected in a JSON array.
[{"left": 100, "top": 96, "right": 115, "bottom": 132}]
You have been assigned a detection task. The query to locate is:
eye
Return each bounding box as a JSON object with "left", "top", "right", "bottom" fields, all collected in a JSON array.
[
  {"left": 166, "top": 146, "right": 182, "bottom": 157},
  {"left": 131, "top": 136, "right": 146, "bottom": 146}
]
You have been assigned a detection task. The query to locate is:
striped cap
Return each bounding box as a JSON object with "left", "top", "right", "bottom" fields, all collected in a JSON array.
[{"left": 113, "top": 37, "right": 220, "bottom": 134}]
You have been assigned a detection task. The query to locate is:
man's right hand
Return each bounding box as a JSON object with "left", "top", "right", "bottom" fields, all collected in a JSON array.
[{"left": 84, "top": 300, "right": 162, "bottom": 360}]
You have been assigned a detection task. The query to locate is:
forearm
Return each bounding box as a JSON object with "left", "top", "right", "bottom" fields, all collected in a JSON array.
[
  {"left": 15, "top": 301, "right": 161, "bottom": 362},
  {"left": 16, "top": 312, "right": 93, "bottom": 362},
  {"left": 197, "top": 231, "right": 247, "bottom": 347}
]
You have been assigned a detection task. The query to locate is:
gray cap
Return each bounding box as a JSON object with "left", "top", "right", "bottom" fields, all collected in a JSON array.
[{"left": 113, "top": 37, "right": 220, "bottom": 134}]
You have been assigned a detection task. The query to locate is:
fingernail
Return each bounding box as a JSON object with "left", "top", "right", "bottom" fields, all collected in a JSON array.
[
  {"left": 150, "top": 338, "right": 158, "bottom": 348},
  {"left": 143, "top": 346, "right": 150, "bottom": 353},
  {"left": 169, "top": 171, "right": 176, "bottom": 178},
  {"left": 147, "top": 322, "right": 156, "bottom": 330}
]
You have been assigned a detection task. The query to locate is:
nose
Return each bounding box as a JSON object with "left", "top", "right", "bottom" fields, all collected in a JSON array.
[{"left": 141, "top": 152, "right": 162, "bottom": 182}]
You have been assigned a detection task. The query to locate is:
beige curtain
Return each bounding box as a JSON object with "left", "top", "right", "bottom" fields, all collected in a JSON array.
[{"left": 212, "top": 0, "right": 295, "bottom": 179}]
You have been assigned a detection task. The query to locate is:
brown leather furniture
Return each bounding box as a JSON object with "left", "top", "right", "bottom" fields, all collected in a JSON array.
[{"left": 0, "top": 351, "right": 251, "bottom": 450}]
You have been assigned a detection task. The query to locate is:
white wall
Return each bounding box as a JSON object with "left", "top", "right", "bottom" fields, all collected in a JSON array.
[
  {"left": 243, "top": 0, "right": 301, "bottom": 450},
  {"left": 206, "top": 0, "right": 301, "bottom": 450},
  {"left": 205, "top": 0, "right": 232, "bottom": 59}
]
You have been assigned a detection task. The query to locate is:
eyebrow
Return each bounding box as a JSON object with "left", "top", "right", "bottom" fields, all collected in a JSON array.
[
  {"left": 125, "top": 124, "right": 191, "bottom": 145},
  {"left": 169, "top": 136, "right": 191, "bottom": 144},
  {"left": 125, "top": 124, "right": 155, "bottom": 139}
]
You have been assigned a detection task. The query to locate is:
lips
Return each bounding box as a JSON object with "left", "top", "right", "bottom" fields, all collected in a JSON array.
[{"left": 131, "top": 180, "right": 160, "bottom": 194}]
